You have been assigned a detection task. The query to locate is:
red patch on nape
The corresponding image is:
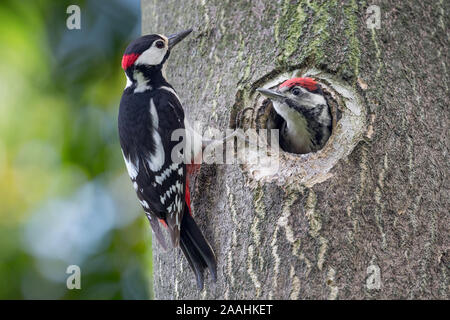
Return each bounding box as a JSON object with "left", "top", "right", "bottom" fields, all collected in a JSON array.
[
  {"left": 279, "top": 77, "right": 318, "bottom": 91},
  {"left": 121, "top": 53, "right": 140, "bottom": 70}
]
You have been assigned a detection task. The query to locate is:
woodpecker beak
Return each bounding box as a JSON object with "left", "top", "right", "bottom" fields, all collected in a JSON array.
[
  {"left": 168, "top": 29, "right": 193, "bottom": 49},
  {"left": 256, "top": 88, "right": 285, "bottom": 101}
]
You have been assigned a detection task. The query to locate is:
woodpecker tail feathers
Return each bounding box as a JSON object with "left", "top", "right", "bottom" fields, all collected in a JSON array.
[{"left": 179, "top": 206, "right": 217, "bottom": 290}]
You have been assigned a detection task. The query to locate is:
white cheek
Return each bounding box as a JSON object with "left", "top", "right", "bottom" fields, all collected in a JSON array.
[
  {"left": 308, "top": 92, "right": 327, "bottom": 106},
  {"left": 135, "top": 46, "right": 167, "bottom": 66}
]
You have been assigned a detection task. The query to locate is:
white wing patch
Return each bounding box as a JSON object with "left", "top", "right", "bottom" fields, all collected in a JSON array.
[
  {"left": 150, "top": 98, "right": 159, "bottom": 127},
  {"left": 147, "top": 99, "right": 165, "bottom": 172},
  {"left": 122, "top": 149, "right": 139, "bottom": 179}
]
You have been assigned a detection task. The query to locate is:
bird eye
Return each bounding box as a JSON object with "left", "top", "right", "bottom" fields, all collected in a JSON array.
[
  {"left": 291, "top": 88, "right": 301, "bottom": 96},
  {"left": 155, "top": 40, "right": 165, "bottom": 49}
]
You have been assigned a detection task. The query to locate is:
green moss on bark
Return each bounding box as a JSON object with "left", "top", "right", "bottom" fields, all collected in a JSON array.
[{"left": 342, "top": 0, "right": 361, "bottom": 81}]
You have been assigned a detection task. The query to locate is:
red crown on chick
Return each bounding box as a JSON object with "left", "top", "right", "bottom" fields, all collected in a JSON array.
[{"left": 279, "top": 77, "right": 318, "bottom": 92}]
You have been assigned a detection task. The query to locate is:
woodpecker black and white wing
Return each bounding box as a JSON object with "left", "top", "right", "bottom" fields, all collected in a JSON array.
[{"left": 118, "top": 87, "right": 187, "bottom": 248}]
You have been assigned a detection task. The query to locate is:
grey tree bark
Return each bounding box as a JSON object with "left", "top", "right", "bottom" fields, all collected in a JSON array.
[{"left": 142, "top": 0, "right": 449, "bottom": 299}]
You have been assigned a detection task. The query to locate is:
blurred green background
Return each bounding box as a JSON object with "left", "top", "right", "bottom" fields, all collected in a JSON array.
[{"left": 0, "top": 0, "right": 153, "bottom": 299}]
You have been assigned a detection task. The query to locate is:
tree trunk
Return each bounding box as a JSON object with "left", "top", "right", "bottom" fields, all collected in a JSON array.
[{"left": 142, "top": 0, "right": 449, "bottom": 299}]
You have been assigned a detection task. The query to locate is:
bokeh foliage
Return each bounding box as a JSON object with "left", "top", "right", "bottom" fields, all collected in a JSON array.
[{"left": 0, "top": 0, "right": 152, "bottom": 299}]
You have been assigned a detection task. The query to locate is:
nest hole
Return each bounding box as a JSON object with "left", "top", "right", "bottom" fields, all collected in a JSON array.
[{"left": 231, "top": 69, "right": 366, "bottom": 187}]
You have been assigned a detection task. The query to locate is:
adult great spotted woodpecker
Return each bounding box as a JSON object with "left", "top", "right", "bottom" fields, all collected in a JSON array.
[
  {"left": 257, "top": 78, "right": 332, "bottom": 154},
  {"left": 118, "top": 29, "right": 216, "bottom": 290}
]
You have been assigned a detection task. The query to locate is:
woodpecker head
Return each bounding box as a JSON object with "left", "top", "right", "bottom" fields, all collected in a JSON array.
[
  {"left": 121, "top": 29, "right": 192, "bottom": 72},
  {"left": 257, "top": 78, "right": 327, "bottom": 117}
]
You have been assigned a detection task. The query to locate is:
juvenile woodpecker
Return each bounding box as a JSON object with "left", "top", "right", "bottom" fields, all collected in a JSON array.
[
  {"left": 118, "top": 29, "right": 216, "bottom": 290},
  {"left": 257, "top": 78, "right": 332, "bottom": 154}
]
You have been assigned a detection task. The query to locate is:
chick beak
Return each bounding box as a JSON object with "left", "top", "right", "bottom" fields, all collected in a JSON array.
[
  {"left": 168, "top": 29, "right": 193, "bottom": 49},
  {"left": 256, "top": 88, "right": 285, "bottom": 101}
]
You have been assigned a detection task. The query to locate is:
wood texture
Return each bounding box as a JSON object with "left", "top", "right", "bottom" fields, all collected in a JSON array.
[{"left": 142, "top": 0, "right": 449, "bottom": 299}]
